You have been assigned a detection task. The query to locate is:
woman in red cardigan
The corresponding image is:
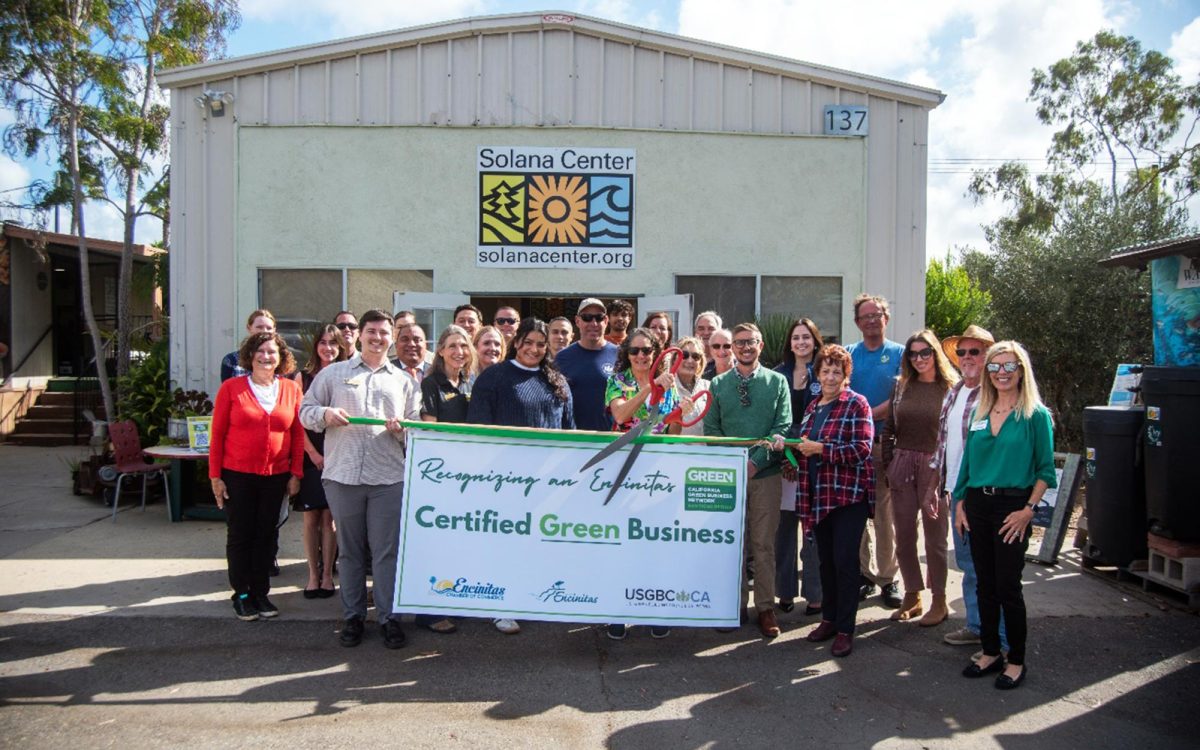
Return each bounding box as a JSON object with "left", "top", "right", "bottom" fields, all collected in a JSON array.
[{"left": 209, "top": 331, "right": 304, "bottom": 621}]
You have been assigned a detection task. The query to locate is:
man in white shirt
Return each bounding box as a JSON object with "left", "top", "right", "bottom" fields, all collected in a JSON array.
[
  {"left": 930, "top": 324, "right": 1006, "bottom": 653},
  {"left": 300, "top": 309, "right": 421, "bottom": 650}
]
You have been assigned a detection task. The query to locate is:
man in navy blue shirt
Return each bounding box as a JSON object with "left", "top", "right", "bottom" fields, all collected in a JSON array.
[
  {"left": 846, "top": 293, "right": 904, "bottom": 608},
  {"left": 554, "top": 298, "right": 618, "bottom": 432}
]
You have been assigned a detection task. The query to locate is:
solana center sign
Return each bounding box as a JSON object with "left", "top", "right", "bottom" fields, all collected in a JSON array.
[{"left": 476, "top": 146, "right": 636, "bottom": 269}]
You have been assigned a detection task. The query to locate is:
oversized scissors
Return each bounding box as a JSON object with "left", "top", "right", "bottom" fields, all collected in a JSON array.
[{"left": 579, "top": 346, "right": 713, "bottom": 504}]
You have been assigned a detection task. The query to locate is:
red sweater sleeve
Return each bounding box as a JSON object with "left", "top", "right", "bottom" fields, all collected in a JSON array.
[
  {"left": 284, "top": 379, "right": 305, "bottom": 478},
  {"left": 208, "top": 378, "right": 236, "bottom": 479}
]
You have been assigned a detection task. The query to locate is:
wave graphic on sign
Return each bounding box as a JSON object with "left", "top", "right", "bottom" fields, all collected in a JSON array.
[{"left": 588, "top": 177, "right": 632, "bottom": 245}]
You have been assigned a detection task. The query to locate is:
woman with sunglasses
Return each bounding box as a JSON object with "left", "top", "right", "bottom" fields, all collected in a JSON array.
[
  {"left": 774, "top": 319, "right": 825, "bottom": 616},
  {"left": 954, "top": 341, "right": 1055, "bottom": 690},
  {"left": 881, "top": 329, "right": 959, "bottom": 625},
  {"left": 702, "top": 328, "right": 735, "bottom": 380},
  {"left": 604, "top": 327, "right": 681, "bottom": 641},
  {"left": 673, "top": 336, "right": 709, "bottom": 436}
]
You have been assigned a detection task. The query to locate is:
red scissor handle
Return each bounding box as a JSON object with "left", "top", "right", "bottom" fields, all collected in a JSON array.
[
  {"left": 649, "top": 347, "right": 684, "bottom": 406},
  {"left": 663, "top": 389, "right": 712, "bottom": 428}
]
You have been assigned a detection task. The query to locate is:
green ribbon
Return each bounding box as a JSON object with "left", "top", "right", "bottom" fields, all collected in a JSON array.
[{"left": 345, "top": 416, "right": 805, "bottom": 450}]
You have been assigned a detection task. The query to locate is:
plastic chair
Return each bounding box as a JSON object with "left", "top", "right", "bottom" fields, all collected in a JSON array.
[{"left": 108, "top": 420, "right": 171, "bottom": 522}]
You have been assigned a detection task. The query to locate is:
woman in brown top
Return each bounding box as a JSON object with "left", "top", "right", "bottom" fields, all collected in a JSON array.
[{"left": 882, "top": 329, "right": 959, "bottom": 625}]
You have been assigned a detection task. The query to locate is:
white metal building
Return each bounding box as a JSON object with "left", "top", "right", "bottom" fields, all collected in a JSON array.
[{"left": 159, "top": 11, "right": 943, "bottom": 395}]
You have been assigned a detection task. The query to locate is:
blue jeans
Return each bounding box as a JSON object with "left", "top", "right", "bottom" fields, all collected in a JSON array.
[{"left": 953, "top": 499, "right": 1007, "bottom": 650}]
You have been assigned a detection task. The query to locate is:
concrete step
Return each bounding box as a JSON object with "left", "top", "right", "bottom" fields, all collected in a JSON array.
[
  {"left": 34, "top": 392, "right": 105, "bottom": 409},
  {"left": 6, "top": 433, "right": 88, "bottom": 446},
  {"left": 13, "top": 418, "right": 83, "bottom": 435}
]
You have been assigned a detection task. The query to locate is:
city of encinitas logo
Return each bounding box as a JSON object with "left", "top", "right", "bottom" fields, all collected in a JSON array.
[
  {"left": 429, "top": 576, "right": 506, "bottom": 600},
  {"left": 536, "top": 580, "right": 599, "bottom": 605}
]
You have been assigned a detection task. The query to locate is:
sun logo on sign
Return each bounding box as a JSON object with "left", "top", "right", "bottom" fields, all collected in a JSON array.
[{"left": 528, "top": 175, "right": 587, "bottom": 244}]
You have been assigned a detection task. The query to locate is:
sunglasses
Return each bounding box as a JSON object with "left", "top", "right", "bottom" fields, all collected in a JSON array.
[
  {"left": 907, "top": 348, "right": 934, "bottom": 360},
  {"left": 335, "top": 322, "right": 358, "bottom": 331},
  {"left": 737, "top": 378, "right": 751, "bottom": 407},
  {"left": 986, "top": 361, "right": 1021, "bottom": 373},
  {"left": 495, "top": 317, "right": 518, "bottom": 326},
  {"left": 955, "top": 348, "right": 983, "bottom": 358},
  {"left": 578, "top": 313, "right": 607, "bottom": 323},
  {"left": 628, "top": 346, "right": 656, "bottom": 356},
  {"left": 678, "top": 351, "right": 702, "bottom": 361},
  {"left": 711, "top": 343, "right": 732, "bottom": 350}
]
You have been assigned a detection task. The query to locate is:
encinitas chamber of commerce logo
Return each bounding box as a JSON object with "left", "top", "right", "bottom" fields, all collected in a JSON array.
[
  {"left": 535, "top": 580, "right": 599, "bottom": 605},
  {"left": 429, "top": 576, "right": 506, "bottom": 600}
]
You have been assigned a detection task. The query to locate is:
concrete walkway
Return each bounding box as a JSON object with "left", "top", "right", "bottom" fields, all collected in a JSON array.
[{"left": 1, "top": 444, "right": 1197, "bottom": 748}]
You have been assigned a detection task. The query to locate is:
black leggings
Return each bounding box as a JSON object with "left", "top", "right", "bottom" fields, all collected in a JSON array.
[
  {"left": 964, "top": 489, "right": 1031, "bottom": 665},
  {"left": 814, "top": 501, "right": 869, "bottom": 635},
  {"left": 223, "top": 469, "right": 289, "bottom": 597}
]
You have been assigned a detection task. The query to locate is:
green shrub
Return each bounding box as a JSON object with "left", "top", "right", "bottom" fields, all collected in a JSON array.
[{"left": 925, "top": 252, "right": 991, "bottom": 340}]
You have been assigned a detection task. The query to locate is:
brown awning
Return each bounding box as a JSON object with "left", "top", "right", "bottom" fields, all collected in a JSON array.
[{"left": 1099, "top": 233, "right": 1200, "bottom": 269}]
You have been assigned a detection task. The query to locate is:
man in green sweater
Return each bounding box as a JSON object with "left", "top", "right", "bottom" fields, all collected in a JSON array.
[{"left": 704, "top": 323, "right": 792, "bottom": 638}]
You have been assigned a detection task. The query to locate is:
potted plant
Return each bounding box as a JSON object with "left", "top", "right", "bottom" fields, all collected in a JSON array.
[{"left": 167, "top": 388, "right": 214, "bottom": 443}]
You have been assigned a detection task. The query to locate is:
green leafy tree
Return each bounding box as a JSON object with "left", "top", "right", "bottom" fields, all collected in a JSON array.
[
  {"left": 925, "top": 252, "right": 991, "bottom": 340},
  {"left": 966, "top": 30, "right": 1197, "bottom": 449},
  {"left": 1, "top": 0, "right": 239, "bottom": 407}
]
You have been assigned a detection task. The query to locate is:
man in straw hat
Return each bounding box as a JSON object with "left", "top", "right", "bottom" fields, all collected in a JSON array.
[{"left": 931, "top": 324, "right": 1007, "bottom": 656}]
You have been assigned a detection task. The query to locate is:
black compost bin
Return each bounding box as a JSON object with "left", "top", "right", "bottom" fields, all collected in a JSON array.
[
  {"left": 1142, "top": 367, "right": 1200, "bottom": 542},
  {"left": 1082, "top": 406, "right": 1146, "bottom": 566}
]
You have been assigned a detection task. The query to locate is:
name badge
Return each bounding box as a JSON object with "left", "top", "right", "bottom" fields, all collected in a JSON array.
[{"left": 970, "top": 419, "right": 989, "bottom": 432}]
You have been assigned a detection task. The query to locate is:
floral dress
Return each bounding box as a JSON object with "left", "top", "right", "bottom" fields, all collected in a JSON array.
[{"left": 604, "top": 368, "right": 680, "bottom": 433}]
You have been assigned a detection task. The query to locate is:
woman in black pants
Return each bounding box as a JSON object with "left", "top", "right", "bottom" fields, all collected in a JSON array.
[
  {"left": 788, "top": 344, "right": 876, "bottom": 658},
  {"left": 209, "top": 332, "right": 304, "bottom": 621},
  {"left": 953, "top": 341, "right": 1055, "bottom": 690}
]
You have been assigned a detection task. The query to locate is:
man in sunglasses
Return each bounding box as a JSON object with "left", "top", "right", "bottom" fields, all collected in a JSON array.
[
  {"left": 931, "top": 324, "right": 1006, "bottom": 655},
  {"left": 704, "top": 323, "right": 792, "bottom": 638},
  {"left": 555, "top": 298, "right": 619, "bottom": 431},
  {"left": 334, "top": 311, "right": 360, "bottom": 352},
  {"left": 846, "top": 293, "right": 904, "bottom": 608},
  {"left": 494, "top": 306, "right": 521, "bottom": 344}
]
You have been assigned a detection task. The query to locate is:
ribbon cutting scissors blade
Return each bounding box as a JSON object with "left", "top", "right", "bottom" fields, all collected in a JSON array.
[{"left": 579, "top": 347, "right": 696, "bottom": 505}]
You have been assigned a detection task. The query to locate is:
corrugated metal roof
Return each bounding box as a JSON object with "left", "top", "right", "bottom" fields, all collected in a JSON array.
[
  {"left": 1100, "top": 233, "right": 1200, "bottom": 268},
  {"left": 159, "top": 10, "right": 945, "bottom": 108}
]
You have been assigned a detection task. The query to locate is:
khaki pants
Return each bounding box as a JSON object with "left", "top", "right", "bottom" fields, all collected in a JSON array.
[
  {"left": 859, "top": 442, "right": 899, "bottom": 586},
  {"left": 742, "top": 473, "right": 782, "bottom": 612}
]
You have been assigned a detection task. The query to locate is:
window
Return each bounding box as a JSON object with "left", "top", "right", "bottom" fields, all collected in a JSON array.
[{"left": 676, "top": 274, "right": 842, "bottom": 339}]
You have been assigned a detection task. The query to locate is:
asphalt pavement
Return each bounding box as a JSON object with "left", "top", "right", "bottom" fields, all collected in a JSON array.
[{"left": 1, "top": 444, "right": 1197, "bottom": 749}]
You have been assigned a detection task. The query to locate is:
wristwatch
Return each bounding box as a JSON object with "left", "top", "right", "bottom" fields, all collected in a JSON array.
[{"left": 1025, "top": 499, "right": 1039, "bottom": 511}]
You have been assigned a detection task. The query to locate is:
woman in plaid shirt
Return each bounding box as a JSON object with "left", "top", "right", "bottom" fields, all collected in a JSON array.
[{"left": 786, "top": 344, "right": 876, "bottom": 657}]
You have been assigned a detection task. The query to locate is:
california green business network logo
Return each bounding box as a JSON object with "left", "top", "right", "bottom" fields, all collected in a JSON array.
[
  {"left": 684, "top": 467, "right": 736, "bottom": 512},
  {"left": 536, "top": 580, "right": 599, "bottom": 605},
  {"left": 429, "top": 576, "right": 506, "bottom": 600}
]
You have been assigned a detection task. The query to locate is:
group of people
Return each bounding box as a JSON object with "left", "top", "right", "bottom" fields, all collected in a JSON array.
[{"left": 206, "top": 293, "right": 1055, "bottom": 689}]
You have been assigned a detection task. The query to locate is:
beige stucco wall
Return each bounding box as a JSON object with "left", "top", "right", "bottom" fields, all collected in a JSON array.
[{"left": 237, "top": 124, "right": 865, "bottom": 325}]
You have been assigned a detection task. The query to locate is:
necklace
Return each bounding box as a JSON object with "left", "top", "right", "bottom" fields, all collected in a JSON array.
[{"left": 991, "top": 401, "right": 1016, "bottom": 415}]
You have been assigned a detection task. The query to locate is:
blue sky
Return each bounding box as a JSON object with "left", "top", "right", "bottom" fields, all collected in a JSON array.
[{"left": 4, "top": 0, "right": 1200, "bottom": 254}]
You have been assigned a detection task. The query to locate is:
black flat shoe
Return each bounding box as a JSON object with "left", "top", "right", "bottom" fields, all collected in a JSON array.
[
  {"left": 804, "top": 604, "right": 823, "bottom": 616},
  {"left": 317, "top": 587, "right": 336, "bottom": 599},
  {"left": 963, "top": 655, "right": 1005, "bottom": 678},
  {"left": 302, "top": 588, "right": 320, "bottom": 600},
  {"left": 777, "top": 599, "right": 795, "bottom": 613},
  {"left": 995, "top": 664, "right": 1027, "bottom": 690}
]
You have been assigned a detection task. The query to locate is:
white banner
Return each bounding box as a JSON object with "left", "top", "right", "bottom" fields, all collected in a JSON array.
[{"left": 393, "top": 431, "right": 746, "bottom": 627}]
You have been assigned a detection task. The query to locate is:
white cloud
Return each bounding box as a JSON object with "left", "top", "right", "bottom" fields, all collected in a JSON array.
[
  {"left": 241, "top": 0, "right": 489, "bottom": 37},
  {"left": 1169, "top": 15, "right": 1200, "bottom": 83},
  {"left": 677, "top": 0, "right": 1127, "bottom": 257}
]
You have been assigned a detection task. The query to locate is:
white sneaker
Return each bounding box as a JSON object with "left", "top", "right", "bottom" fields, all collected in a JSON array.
[{"left": 494, "top": 618, "right": 521, "bottom": 634}]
